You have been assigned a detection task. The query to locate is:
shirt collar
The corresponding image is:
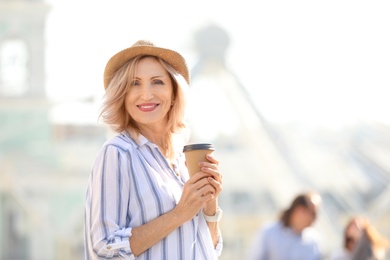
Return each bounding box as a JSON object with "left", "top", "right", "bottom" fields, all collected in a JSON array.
[{"left": 122, "top": 130, "right": 157, "bottom": 149}]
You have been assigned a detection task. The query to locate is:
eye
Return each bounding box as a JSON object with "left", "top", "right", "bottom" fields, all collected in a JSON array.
[
  {"left": 130, "top": 80, "right": 140, "bottom": 86},
  {"left": 153, "top": 79, "right": 164, "bottom": 85}
]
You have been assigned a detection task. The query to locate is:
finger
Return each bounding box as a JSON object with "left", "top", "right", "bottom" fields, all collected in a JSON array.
[
  {"left": 187, "top": 172, "right": 213, "bottom": 184},
  {"left": 198, "top": 184, "right": 216, "bottom": 197},
  {"left": 207, "top": 177, "right": 222, "bottom": 194},
  {"left": 206, "top": 154, "right": 219, "bottom": 165},
  {"left": 180, "top": 185, "right": 209, "bottom": 207},
  {"left": 192, "top": 177, "right": 213, "bottom": 191},
  {"left": 183, "top": 184, "right": 215, "bottom": 207},
  {"left": 198, "top": 161, "right": 218, "bottom": 171},
  {"left": 200, "top": 167, "right": 222, "bottom": 182}
]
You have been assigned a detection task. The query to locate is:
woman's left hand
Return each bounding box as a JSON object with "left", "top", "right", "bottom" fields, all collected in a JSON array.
[{"left": 198, "top": 154, "right": 223, "bottom": 215}]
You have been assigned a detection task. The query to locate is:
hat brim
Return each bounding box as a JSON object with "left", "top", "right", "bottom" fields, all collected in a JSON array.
[{"left": 104, "top": 45, "right": 190, "bottom": 89}]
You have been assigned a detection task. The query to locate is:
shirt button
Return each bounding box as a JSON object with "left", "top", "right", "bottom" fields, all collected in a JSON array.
[{"left": 106, "top": 246, "right": 111, "bottom": 250}]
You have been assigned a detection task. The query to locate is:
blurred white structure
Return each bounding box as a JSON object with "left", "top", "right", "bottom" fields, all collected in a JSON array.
[{"left": 1, "top": 2, "right": 389, "bottom": 260}]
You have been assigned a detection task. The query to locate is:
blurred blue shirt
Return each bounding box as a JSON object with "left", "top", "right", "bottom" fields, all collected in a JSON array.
[{"left": 247, "top": 221, "right": 323, "bottom": 260}]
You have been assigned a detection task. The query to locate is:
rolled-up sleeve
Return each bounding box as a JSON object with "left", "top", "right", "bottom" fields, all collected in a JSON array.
[{"left": 86, "top": 144, "right": 135, "bottom": 259}]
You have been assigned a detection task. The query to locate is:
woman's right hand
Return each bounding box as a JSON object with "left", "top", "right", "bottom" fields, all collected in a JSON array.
[{"left": 174, "top": 172, "right": 216, "bottom": 222}]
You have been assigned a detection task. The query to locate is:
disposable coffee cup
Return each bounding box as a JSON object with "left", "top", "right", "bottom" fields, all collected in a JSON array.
[{"left": 183, "top": 143, "right": 215, "bottom": 177}]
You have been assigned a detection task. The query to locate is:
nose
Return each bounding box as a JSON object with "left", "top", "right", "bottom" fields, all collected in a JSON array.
[{"left": 140, "top": 85, "right": 154, "bottom": 100}]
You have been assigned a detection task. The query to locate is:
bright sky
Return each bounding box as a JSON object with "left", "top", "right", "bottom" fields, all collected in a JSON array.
[{"left": 45, "top": 0, "right": 390, "bottom": 127}]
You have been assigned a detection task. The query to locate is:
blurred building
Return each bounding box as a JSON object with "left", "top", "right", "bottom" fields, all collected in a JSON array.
[
  {"left": 0, "top": 4, "right": 389, "bottom": 259},
  {"left": 0, "top": 1, "right": 105, "bottom": 259}
]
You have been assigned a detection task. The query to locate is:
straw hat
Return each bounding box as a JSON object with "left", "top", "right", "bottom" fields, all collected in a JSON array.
[{"left": 103, "top": 40, "right": 190, "bottom": 89}]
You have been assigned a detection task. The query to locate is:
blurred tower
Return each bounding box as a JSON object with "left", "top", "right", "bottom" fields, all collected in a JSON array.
[
  {"left": 188, "top": 23, "right": 305, "bottom": 203},
  {"left": 0, "top": 0, "right": 51, "bottom": 147},
  {"left": 0, "top": 0, "right": 49, "bottom": 97},
  {"left": 0, "top": 0, "right": 50, "bottom": 259}
]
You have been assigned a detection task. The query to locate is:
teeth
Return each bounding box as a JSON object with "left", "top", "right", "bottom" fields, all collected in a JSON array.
[{"left": 140, "top": 105, "right": 154, "bottom": 109}]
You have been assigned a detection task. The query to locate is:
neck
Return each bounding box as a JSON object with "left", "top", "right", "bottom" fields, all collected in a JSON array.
[
  {"left": 291, "top": 225, "right": 303, "bottom": 234},
  {"left": 138, "top": 127, "right": 171, "bottom": 157},
  {"left": 138, "top": 125, "right": 163, "bottom": 142}
]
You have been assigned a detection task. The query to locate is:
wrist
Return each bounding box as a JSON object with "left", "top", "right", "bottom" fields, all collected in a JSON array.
[
  {"left": 203, "top": 201, "right": 218, "bottom": 216},
  {"left": 203, "top": 207, "right": 223, "bottom": 222}
]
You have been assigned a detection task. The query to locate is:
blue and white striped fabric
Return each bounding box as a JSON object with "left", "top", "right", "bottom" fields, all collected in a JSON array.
[{"left": 84, "top": 131, "right": 222, "bottom": 259}]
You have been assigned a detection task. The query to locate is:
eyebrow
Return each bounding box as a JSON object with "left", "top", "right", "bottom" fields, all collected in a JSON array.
[{"left": 132, "top": 75, "right": 167, "bottom": 81}]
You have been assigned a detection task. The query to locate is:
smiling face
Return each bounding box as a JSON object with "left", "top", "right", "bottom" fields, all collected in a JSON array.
[{"left": 125, "top": 56, "right": 174, "bottom": 130}]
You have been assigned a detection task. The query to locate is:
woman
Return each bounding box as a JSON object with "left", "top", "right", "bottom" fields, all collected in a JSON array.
[
  {"left": 84, "top": 40, "right": 223, "bottom": 259},
  {"left": 330, "top": 216, "right": 389, "bottom": 260},
  {"left": 247, "top": 191, "right": 323, "bottom": 260},
  {"left": 330, "top": 217, "right": 364, "bottom": 260}
]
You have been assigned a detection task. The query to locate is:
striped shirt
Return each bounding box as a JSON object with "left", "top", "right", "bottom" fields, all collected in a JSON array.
[{"left": 84, "top": 131, "right": 223, "bottom": 259}]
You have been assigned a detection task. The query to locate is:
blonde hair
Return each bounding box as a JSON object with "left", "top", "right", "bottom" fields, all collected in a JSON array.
[
  {"left": 99, "top": 55, "right": 189, "bottom": 158},
  {"left": 361, "top": 218, "right": 389, "bottom": 253}
]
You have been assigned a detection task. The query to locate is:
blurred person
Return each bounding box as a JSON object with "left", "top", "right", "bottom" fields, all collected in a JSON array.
[
  {"left": 84, "top": 40, "right": 223, "bottom": 259},
  {"left": 247, "top": 191, "right": 324, "bottom": 260},
  {"left": 330, "top": 216, "right": 364, "bottom": 260},
  {"left": 330, "top": 216, "right": 389, "bottom": 260}
]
